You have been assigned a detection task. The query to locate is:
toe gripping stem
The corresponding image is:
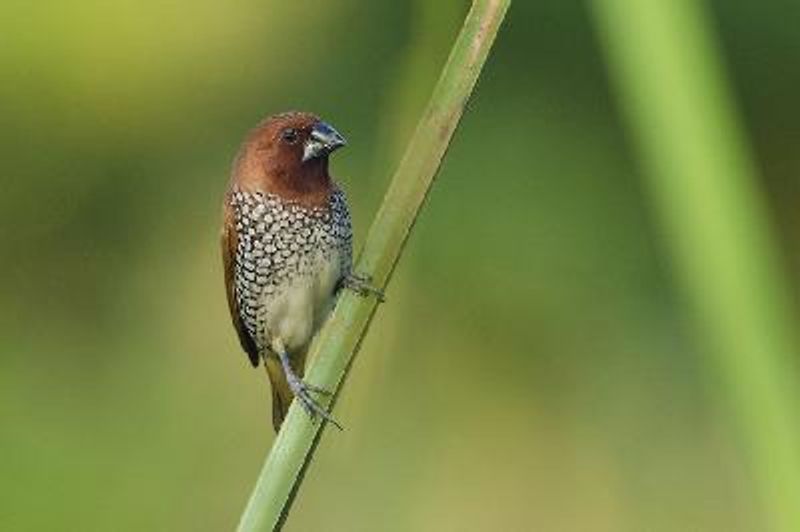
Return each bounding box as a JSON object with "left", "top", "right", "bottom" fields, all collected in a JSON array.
[
  {"left": 343, "top": 273, "right": 386, "bottom": 302},
  {"left": 277, "top": 349, "right": 343, "bottom": 431}
]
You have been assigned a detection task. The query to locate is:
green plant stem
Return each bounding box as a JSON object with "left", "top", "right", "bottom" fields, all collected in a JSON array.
[
  {"left": 236, "top": 1, "right": 510, "bottom": 530},
  {"left": 589, "top": 1, "right": 800, "bottom": 530}
]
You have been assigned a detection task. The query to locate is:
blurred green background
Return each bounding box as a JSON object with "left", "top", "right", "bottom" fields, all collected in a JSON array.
[{"left": 2, "top": 1, "right": 799, "bottom": 530}]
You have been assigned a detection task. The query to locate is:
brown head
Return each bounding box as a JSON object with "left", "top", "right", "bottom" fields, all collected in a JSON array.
[{"left": 229, "top": 111, "right": 347, "bottom": 207}]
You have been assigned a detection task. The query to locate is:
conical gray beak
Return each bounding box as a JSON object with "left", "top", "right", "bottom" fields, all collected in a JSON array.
[{"left": 302, "top": 121, "right": 347, "bottom": 162}]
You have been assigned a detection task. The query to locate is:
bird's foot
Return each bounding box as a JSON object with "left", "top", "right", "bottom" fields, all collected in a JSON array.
[
  {"left": 279, "top": 350, "right": 343, "bottom": 430},
  {"left": 343, "top": 273, "right": 385, "bottom": 302}
]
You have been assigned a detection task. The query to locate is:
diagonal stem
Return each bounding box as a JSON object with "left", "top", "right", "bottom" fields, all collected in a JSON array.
[{"left": 236, "top": 1, "right": 511, "bottom": 530}]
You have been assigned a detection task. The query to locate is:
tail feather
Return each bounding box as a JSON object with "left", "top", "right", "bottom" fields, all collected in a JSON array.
[
  {"left": 264, "top": 348, "right": 310, "bottom": 431},
  {"left": 264, "top": 357, "right": 293, "bottom": 431}
]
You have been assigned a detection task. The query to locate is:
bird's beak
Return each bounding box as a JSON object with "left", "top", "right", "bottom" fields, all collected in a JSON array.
[{"left": 302, "top": 121, "right": 347, "bottom": 162}]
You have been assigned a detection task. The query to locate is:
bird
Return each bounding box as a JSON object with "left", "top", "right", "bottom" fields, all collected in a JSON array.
[{"left": 221, "top": 111, "right": 378, "bottom": 431}]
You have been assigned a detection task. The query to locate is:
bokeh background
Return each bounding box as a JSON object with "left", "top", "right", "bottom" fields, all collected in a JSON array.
[{"left": 2, "top": 1, "right": 799, "bottom": 530}]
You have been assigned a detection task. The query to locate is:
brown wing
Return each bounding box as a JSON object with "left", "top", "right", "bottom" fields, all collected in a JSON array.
[{"left": 221, "top": 199, "right": 260, "bottom": 367}]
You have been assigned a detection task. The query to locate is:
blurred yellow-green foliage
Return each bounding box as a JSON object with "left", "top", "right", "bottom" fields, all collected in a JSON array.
[{"left": 2, "top": 1, "right": 799, "bottom": 530}]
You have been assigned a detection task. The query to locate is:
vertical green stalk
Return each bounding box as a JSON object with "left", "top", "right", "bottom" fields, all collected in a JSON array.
[
  {"left": 236, "top": 1, "right": 510, "bottom": 530},
  {"left": 589, "top": 1, "right": 800, "bottom": 530}
]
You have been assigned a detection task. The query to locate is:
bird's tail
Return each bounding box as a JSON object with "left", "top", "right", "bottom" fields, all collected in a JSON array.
[
  {"left": 264, "top": 357, "right": 293, "bottom": 431},
  {"left": 264, "top": 349, "right": 310, "bottom": 431}
]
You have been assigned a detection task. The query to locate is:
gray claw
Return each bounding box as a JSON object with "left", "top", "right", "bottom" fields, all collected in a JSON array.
[
  {"left": 281, "top": 352, "right": 342, "bottom": 430},
  {"left": 344, "top": 273, "right": 385, "bottom": 302}
]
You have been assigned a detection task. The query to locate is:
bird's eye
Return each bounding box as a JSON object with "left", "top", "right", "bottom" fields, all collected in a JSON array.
[{"left": 281, "top": 128, "right": 299, "bottom": 144}]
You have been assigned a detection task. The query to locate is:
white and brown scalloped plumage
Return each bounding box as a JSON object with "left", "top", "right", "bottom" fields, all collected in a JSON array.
[{"left": 221, "top": 111, "right": 351, "bottom": 430}]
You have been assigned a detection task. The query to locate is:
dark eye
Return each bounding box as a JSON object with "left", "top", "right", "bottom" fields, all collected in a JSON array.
[{"left": 281, "top": 128, "right": 299, "bottom": 144}]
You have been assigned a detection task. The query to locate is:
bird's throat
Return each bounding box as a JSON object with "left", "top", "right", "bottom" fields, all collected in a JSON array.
[{"left": 267, "top": 159, "right": 332, "bottom": 208}]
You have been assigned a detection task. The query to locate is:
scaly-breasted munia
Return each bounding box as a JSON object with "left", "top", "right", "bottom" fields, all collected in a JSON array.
[{"left": 221, "top": 111, "right": 361, "bottom": 431}]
